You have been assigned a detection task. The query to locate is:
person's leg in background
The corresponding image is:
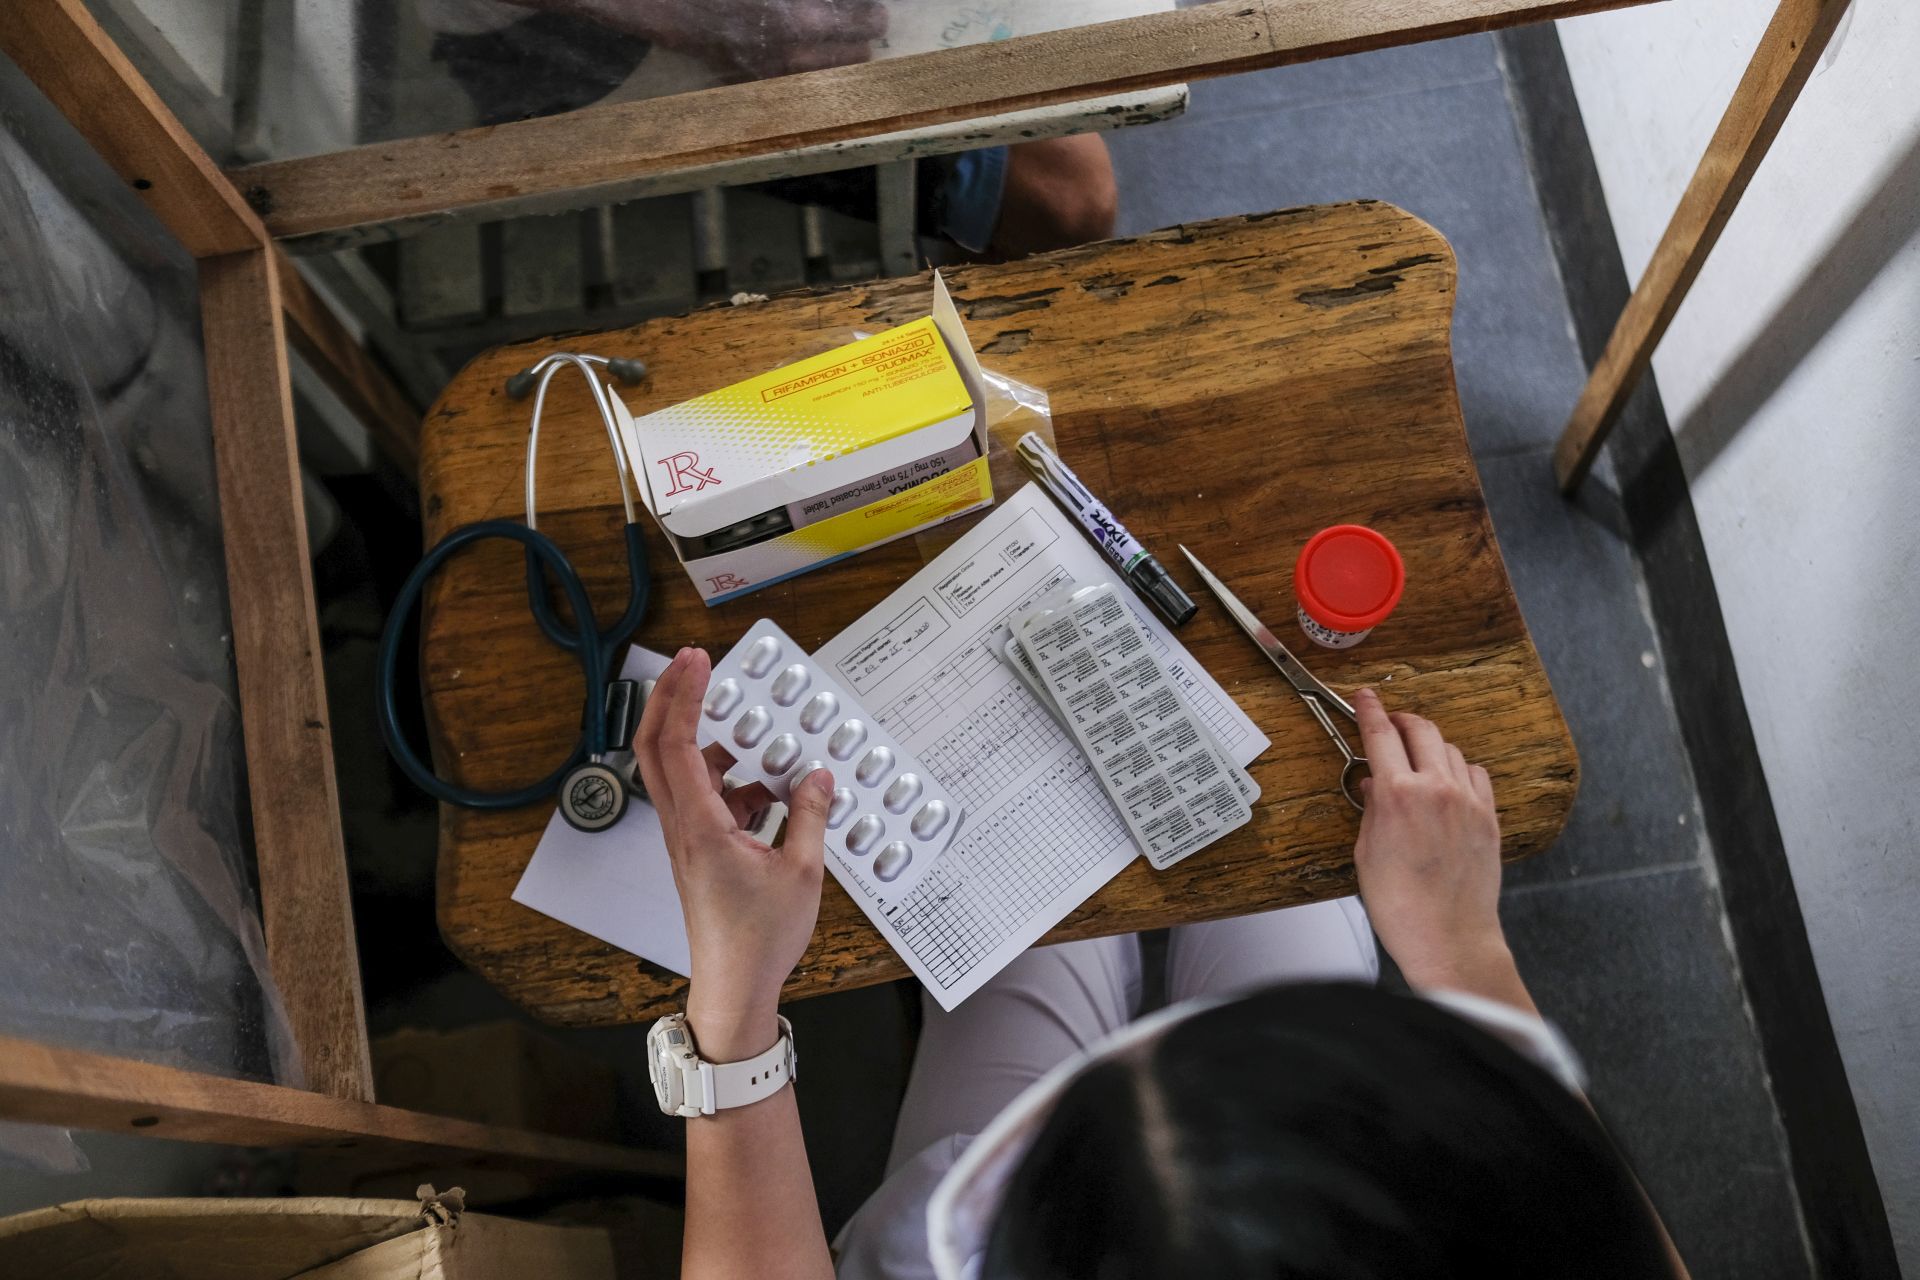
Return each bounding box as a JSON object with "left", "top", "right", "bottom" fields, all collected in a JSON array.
[
  {"left": 1167, "top": 897, "right": 1380, "bottom": 1005},
  {"left": 993, "top": 135, "right": 1119, "bottom": 256},
  {"left": 927, "top": 134, "right": 1119, "bottom": 260},
  {"left": 758, "top": 133, "right": 1117, "bottom": 271},
  {"left": 885, "top": 933, "right": 1141, "bottom": 1174}
]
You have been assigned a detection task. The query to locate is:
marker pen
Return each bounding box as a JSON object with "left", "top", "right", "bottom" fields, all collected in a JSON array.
[{"left": 1016, "top": 432, "right": 1197, "bottom": 626}]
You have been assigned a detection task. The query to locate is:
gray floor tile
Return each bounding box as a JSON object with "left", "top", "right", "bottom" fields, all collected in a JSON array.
[
  {"left": 1107, "top": 74, "right": 1586, "bottom": 455},
  {"left": 1186, "top": 33, "right": 1498, "bottom": 121},
  {"left": 1475, "top": 450, "right": 1706, "bottom": 887},
  {"left": 1502, "top": 867, "right": 1811, "bottom": 1280},
  {"left": 1449, "top": 307, "right": 1591, "bottom": 465}
]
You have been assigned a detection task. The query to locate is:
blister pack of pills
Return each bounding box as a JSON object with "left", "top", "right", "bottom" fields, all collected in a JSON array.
[
  {"left": 1010, "top": 627, "right": 1258, "bottom": 812},
  {"left": 1001, "top": 634, "right": 1067, "bottom": 731},
  {"left": 1014, "top": 583, "right": 1256, "bottom": 870},
  {"left": 697, "top": 620, "right": 962, "bottom": 905}
]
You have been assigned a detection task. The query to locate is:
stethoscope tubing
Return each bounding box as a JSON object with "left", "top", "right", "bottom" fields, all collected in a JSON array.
[
  {"left": 379, "top": 352, "right": 651, "bottom": 819},
  {"left": 379, "top": 519, "right": 609, "bottom": 811}
]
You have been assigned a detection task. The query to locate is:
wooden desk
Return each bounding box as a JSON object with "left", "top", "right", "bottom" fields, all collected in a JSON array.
[{"left": 420, "top": 202, "right": 1576, "bottom": 1027}]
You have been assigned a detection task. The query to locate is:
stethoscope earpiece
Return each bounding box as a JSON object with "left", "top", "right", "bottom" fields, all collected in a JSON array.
[
  {"left": 605, "top": 356, "right": 648, "bottom": 385},
  {"left": 506, "top": 353, "right": 646, "bottom": 400}
]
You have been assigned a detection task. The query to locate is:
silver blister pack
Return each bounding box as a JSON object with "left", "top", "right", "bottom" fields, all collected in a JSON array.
[{"left": 696, "top": 619, "right": 963, "bottom": 904}]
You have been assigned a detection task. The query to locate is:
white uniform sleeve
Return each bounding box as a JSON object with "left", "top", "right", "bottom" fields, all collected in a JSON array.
[{"left": 834, "top": 1135, "right": 974, "bottom": 1280}]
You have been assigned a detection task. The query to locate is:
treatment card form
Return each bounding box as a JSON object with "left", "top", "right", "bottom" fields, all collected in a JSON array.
[{"left": 814, "top": 484, "right": 1268, "bottom": 1008}]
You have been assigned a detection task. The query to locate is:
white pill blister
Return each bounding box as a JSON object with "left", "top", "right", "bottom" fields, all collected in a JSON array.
[
  {"left": 799, "top": 693, "right": 839, "bottom": 733},
  {"left": 705, "top": 677, "right": 744, "bottom": 720},
  {"left": 732, "top": 706, "right": 773, "bottom": 749},
  {"left": 762, "top": 733, "right": 802, "bottom": 776},
  {"left": 828, "top": 720, "right": 868, "bottom": 759},
  {"left": 696, "top": 619, "right": 964, "bottom": 906},
  {"left": 771, "top": 664, "right": 811, "bottom": 706}
]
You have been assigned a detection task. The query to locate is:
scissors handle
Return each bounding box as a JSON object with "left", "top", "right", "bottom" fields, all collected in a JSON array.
[
  {"left": 1177, "top": 547, "right": 1369, "bottom": 810},
  {"left": 1300, "top": 691, "right": 1369, "bottom": 812}
]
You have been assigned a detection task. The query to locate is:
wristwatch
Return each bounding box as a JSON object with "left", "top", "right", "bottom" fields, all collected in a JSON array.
[{"left": 647, "top": 1012, "right": 797, "bottom": 1117}]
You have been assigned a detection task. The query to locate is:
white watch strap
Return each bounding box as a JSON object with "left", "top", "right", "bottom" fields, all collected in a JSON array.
[{"left": 697, "top": 1016, "right": 795, "bottom": 1114}]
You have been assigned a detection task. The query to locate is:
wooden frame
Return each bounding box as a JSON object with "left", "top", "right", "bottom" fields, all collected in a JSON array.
[
  {"left": 0, "top": 1036, "right": 675, "bottom": 1176},
  {"left": 229, "top": 0, "right": 1655, "bottom": 243},
  {"left": 2, "top": 0, "right": 1817, "bottom": 1162},
  {"left": 198, "top": 243, "right": 373, "bottom": 1101},
  {"left": 1552, "top": 0, "right": 1852, "bottom": 490},
  {"left": 0, "top": 0, "right": 639, "bottom": 1169}
]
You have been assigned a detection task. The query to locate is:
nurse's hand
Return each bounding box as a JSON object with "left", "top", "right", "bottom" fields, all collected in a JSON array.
[
  {"left": 1350, "top": 689, "right": 1534, "bottom": 1014},
  {"left": 634, "top": 646, "right": 833, "bottom": 1059}
]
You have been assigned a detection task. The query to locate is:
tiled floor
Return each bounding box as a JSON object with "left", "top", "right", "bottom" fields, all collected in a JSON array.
[{"left": 1098, "top": 34, "right": 1810, "bottom": 1276}]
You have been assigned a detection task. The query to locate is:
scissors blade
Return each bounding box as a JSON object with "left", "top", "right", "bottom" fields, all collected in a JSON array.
[{"left": 1178, "top": 545, "right": 1357, "bottom": 720}]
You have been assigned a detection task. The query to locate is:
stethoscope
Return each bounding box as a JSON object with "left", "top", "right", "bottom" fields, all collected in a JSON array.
[{"left": 377, "top": 352, "right": 654, "bottom": 833}]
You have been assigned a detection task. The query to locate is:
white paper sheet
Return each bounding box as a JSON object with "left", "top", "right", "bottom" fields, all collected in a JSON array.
[
  {"left": 513, "top": 646, "right": 695, "bottom": 977},
  {"left": 512, "top": 486, "right": 1269, "bottom": 1004},
  {"left": 813, "top": 484, "right": 1268, "bottom": 1007}
]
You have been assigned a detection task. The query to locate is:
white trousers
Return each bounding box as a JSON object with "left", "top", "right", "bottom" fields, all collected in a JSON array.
[{"left": 886, "top": 897, "right": 1378, "bottom": 1173}]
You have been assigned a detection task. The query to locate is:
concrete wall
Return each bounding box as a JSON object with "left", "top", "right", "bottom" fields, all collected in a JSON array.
[{"left": 1555, "top": 1, "right": 1920, "bottom": 1269}]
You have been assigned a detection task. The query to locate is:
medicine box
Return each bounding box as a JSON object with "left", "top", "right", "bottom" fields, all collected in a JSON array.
[{"left": 617, "top": 273, "right": 994, "bottom": 604}]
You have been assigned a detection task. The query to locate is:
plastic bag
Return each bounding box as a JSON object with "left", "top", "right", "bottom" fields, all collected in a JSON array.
[
  {"left": 913, "top": 361, "right": 1054, "bottom": 562},
  {"left": 0, "top": 61, "right": 301, "bottom": 1169}
]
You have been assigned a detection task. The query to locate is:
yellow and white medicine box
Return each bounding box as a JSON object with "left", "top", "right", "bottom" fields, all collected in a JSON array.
[{"left": 621, "top": 274, "right": 994, "bottom": 604}]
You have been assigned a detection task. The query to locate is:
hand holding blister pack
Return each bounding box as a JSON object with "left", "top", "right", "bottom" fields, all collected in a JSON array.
[
  {"left": 1014, "top": 583, "right": 1256, "bottom": 869},
  {"left": 696, "top": 620, "right": 963, "bottom": 907}
]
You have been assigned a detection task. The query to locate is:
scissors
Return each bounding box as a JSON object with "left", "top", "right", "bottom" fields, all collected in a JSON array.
[{"left": 1179, "top": 546, "right": 1369, "bottom": 811}]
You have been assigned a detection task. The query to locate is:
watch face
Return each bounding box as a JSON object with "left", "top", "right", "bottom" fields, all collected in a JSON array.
[{"left": 647, "top": 1023, "right": 675, "bottom": 1112}]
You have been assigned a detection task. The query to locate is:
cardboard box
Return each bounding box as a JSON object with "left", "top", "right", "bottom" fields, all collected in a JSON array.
[
  {"left": 619, "top": 274, "right": 994, "bottom": 603},
  {"left": 0, "top": 1192, "right": 616, "bottom": 1280}
]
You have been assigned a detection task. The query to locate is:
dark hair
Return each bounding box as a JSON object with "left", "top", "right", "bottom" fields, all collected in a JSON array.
[{"left": 983, "top": 983, "right": 1672, "bottom": 1279}]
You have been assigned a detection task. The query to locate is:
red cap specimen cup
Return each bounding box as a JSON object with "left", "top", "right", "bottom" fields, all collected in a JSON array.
[{"left": 1294, "top": 525, "right": 1405, "bottom": 649}]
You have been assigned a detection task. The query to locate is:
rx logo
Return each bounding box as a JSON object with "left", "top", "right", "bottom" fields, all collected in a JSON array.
[
  {"left": 658, "top": 450, "right": 720, "bottom": 496},
  {"left": 707, "top": 573, "right": 750, "bottom": 593}
]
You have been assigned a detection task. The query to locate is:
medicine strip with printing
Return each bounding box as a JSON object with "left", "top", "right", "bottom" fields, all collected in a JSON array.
[
  {"left": 1015, "top": 582, "right": 1255, "bottom": 870},
  {"left": 695, "top": 619, "right": 962, "bottom": 907},
  {"left": 1004, "top": 629, "right": 1258, "bottom": 811}
]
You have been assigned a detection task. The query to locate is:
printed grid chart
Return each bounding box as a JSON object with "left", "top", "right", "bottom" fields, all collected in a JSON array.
[
  {"left": 920, "top": 683, "right": 1062, "bottom": 812},
  {"left": 875, "top": 565, "right": 1072, "bottom": 740},
  {"left": 884, "top": 753, "right": 1127, "bottom": 990}
]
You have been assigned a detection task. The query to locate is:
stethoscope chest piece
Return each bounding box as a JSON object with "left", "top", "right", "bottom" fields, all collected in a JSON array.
[{"left": 559, "top": 760, "right": 630, "bottom": 833}]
